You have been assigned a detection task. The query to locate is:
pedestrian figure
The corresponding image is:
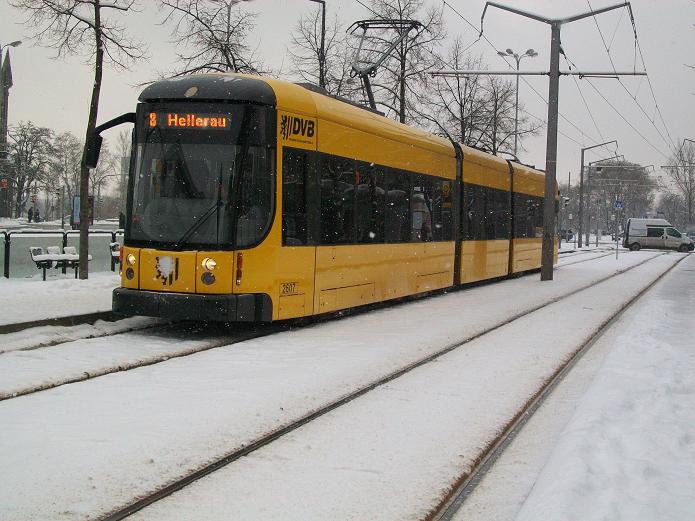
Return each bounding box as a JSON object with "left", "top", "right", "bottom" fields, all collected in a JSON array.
[
  {"left": 28, "top": 207, "right": 33, "bottom": 223},
  {"left": 35, "top": 210, "right": 41, "bottom": 223}
]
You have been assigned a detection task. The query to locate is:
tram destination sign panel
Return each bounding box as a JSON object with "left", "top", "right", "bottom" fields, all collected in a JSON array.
[{"left": 147, "top": 112, "right": 231, "bottom": 130}]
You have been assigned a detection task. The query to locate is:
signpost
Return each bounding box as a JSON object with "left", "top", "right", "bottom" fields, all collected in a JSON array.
[{"left": 614, "top": 199, "right": 623, "bottom": 259}]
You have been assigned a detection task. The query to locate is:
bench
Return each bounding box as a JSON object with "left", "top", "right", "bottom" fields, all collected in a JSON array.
[
  {"left": 29, "top": 246, "right": 93, "bottom": 280},
  {"left": 110, "top": 242, "right": 121, "bottom": 264},
  {"left": 29, "top": 247, "right": 55, "bottom": 281}
]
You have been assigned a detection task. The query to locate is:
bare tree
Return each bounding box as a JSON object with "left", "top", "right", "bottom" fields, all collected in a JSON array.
[
  {"left": 90, "top": 143, "right": 118, "bottom": 220},
  {"left": 357, "top": 0, "right": 445, "bottom": 123},
  {"left": 588, "top": 161, "right": 657, "bottom": 234},
  {"left": 10, "top": 0, "right": 146, "bottom": 278},
  {"left": 115, "top": 129, "right": 131, "bottom": 211},
  {"left": 7, "top": 122, "right": 53, "bottom": 218},
  {"left": 662, "top": 141, "right": 695, "bottom": 226},
  {"left": 160, "top": 0, "right": 263, "bottom": 75},
  {"left": 418, "top": 41, "right": 540, "bottom": 154},
  {"left": 658, "top": 191, "right": 688, "bottom": 229},
  {"left": 418, "top": 44, "right": 488, "bottom": 143},
  {"left": 289, "top": 10, "right": 360, "bottom": 99},
  {"left": 50, "top": 132, "right": 82, "bottom": 203}
]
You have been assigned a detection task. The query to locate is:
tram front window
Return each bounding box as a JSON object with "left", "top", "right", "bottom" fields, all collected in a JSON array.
[{"left": 128, "top": 104, "right": 274, "bottom": 249}]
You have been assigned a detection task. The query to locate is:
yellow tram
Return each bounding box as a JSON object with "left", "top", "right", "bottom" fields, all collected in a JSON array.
[{"left": 90, "top": 73, "right": 557, "bottom": 322}]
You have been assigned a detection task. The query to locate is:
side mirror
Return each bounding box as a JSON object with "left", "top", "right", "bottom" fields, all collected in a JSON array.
[
  {"left": 85, "top": 134, "right": 103, "bottom": 169},
  {"left": 85, "top": 112, "right": 136, "bottom": 169}
]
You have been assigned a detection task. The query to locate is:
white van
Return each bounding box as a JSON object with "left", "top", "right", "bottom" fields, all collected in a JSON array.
[{"left": 623, "top": 218, "right": 694, "bottom": 252}]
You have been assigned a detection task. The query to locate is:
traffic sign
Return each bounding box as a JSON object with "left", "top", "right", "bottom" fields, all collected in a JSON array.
[{"left": 614, "top": 200, "right": 623, "bottom": 210}]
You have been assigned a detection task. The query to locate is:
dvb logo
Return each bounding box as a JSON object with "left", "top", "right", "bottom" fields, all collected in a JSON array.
[{"left": 281, "top": 114, "right": 316, "bottom": 142}]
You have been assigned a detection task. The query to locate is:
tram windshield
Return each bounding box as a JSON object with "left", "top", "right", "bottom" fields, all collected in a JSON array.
[{"left": 128, "top": 103, "right": 274, "bottom": 249}]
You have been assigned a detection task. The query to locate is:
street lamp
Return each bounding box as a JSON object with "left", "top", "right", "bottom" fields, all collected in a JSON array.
[
  {"left": 577, "top": 140, "right": 618, "bottom": 248},
  {"left": 497, "top": 47, "right": 537, "bottom": 156},
  {"left": 307, "top": 0, "right": 326, "bottom": 89},
  {"left": 0, "top": 40, "right": 21, "bottom": 218}
]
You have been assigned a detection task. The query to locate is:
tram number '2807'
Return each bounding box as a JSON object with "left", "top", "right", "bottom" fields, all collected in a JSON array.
[{"left": 280, "top": 282, "right": 298, "bottom": 295}]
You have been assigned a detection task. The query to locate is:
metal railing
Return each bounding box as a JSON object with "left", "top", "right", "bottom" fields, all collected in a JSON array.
[{"left": 2, "top": 229, "right": 123, "bottom": 278}]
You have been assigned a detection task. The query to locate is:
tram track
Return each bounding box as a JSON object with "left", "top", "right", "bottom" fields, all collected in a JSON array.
[
  {"left": 428, "top": 252, "right": 688, "bottom": 521},
  {"left": 0, "top": 317, "right": 166, "bottom": 355},
  {"left": 0, "top": 249, "right": 608, "bottom": 341},
  {"left": 0, "top": 321, "right": 285, "bottom": 402},
  {"left": 0, "top": 311, "right": 117, "bottom": 336},
  {"left": 98, "top": 251, "right": 671, "bottom": 521},
  {"left": 0, "top": 251, "right": 644, "bottom": 403}
]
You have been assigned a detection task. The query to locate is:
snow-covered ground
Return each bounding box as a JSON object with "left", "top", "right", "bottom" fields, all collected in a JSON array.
[
  {"left": 457, "top": 253, "right": 695, "bottom": 521},
  {"left": 515, "top": 253, "right": 695, "bottom": 521},
  {"left": 0, "top": 252, "right": 695, "bottom": 520},
  {"left": 0, "top": 249, "right": 625, "bottom": 400},
  {"left": 0, "top": 272, "right": 119, "bottom": 325}
]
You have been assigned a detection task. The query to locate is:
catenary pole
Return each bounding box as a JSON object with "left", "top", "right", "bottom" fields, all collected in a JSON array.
[{"left": 478, "top": 1, "right": 635, "bottom": 280}]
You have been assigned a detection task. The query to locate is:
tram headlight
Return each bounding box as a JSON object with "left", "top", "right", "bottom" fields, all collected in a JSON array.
[
  {"left": 202, "top": 257, "right": 217, "bottom": 271},
  {"left": 126, "top": 254, "right": 136, "bottom": 266}
]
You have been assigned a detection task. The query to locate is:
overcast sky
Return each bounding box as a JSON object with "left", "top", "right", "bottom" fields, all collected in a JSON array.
[{"left": 1, "top": 0, "right": 693, "bottom": 186}]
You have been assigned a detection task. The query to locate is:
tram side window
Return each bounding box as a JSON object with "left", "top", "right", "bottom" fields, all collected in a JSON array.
[
  {"left": 385, "top": 169, "right": 411, "bottom": 242},
  {"left": 282, "top": 148, "right": 308, "bottom": 246},
  {"left": 464, "top": 183, "right": 486, "bottom": 241},
  {"left": 529, "top": 197, "right": 543, "bottom": 237},
  {"left": 437, "top": 180, "right": 454, "bottom": 241},
  {"left": 320, "top": 154, "right": 355, "bottom": 244},
  {"left": 354, "top": 163, "right": 385, "bottom": 243},
  {"left": 513, "top": 193, "right": 529, "bottom": 238},
  {"left": 236, "top": 147, "right": 273, "bottom": 247},
  {"left": 491, "top": 189, "right": 510, "bottom": 240},
  {"left": 411, "top": 175, "right": 433, "bottom": 241},
  {"left": 513, "top": 194, "right": 543, "bottom": 238}
]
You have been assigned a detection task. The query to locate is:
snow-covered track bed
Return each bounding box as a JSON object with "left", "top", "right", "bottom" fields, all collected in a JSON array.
[
  {"left": 0, "top": 315, "right": 163, "bottom": 355},
  {"left": 0, "top": 250, "right": 640, "bottom": 403},
  {"left": 430, "top": 254, "right": 689, "bottom": 521},
  {"left": 0, "top": 310, "right": 117, "bottom": 335},
  {"left": 124, "top": 254, "right": 686, "bottom": 521},
  {"left": 557, "top": 250, "right": 613, "bottom": 266},
  {"left": 0, "top": 320, "right": 285, "bottom": 401},
  {"left": 0, "top": 251, "right": 674, "bottom": 521},
  {"left": 0, "top": 250, "right": 612, "bottom": 403}
]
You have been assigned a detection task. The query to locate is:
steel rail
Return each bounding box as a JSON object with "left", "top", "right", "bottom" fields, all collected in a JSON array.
[
  {"left": 0, "top": 311, "right": 117, "bottom": 335},
  {"left": 429, "top": 252, "right": 688, "bottom": 521},
  {"left": 98, "top": 252, "right": 667, "bottom": 521},
  {"left": 0, "top": 322, "right": 285, "bottom": 402},
  {"left": 0, "top": 250, "right": 629, "bottom": 402}
]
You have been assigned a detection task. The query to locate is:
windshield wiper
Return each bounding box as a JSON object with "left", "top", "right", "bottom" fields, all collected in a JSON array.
[{"left": 173, "top": 200, "right": 222, "bottom": 248}]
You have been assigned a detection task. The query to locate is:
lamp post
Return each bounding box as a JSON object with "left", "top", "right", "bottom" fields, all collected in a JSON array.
[
  {"left": 0, "top": 40, "right": 21, "bottom": 218},
  {"left": 307, "top": 0, "right": 326, "bottom": 89},
  {"left": 585, "top": 153, "right": 623, "bottom": 247},
  {"left": 577, "top": 140, "right": 618, "bottom": 247},
  {"left": 497, "top": 47, "right": 537, "bottom": 157}
]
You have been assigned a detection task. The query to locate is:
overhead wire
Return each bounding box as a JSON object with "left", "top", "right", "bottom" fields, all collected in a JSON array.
[
  {"left": 585, "top": 0, "right": 677, "bottom": 152},
  {"left": 560, "top": 46, "right": 667, "bottom": 159},
  {"left": 351, "top": 0, "right": 616, "bottom": 156},
  {"left": 439, "top": 0, "right": 619, "bottom": 156},
  {"left": 562, "top": 53, "right": 609, "bottom": 148}
]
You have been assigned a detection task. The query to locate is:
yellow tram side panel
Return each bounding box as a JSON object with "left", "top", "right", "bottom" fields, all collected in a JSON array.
[
  {"left": 511, "top": 163, "right": 545, "bottom": 273},
  {"left": 459, "top": 147, "right": 511, "bottom": 284},
  {"left": 227, "top": 77, "right": 458, "bottom": 319},
  {"left": 311, "top": 94, "right": 456, "bottom": 314},
  {"left": 232, "top": 78, "right": 320, "bottom": 320}
]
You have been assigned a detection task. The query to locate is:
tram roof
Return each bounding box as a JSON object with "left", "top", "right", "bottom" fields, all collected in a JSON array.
[{"left": 138, "top": 74, "right": 276, "bottom": 105}]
